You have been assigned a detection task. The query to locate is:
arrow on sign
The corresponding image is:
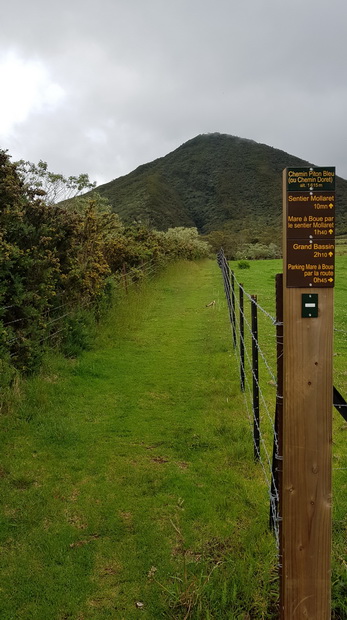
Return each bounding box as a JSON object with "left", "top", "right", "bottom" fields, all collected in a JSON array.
[
  {"left": 329, "top": 252, "right": 333, "bottom": 257},
  {"left": 329, "top": 229, "right": 334, "bottom": 234},
  {"left": 329, "top": 203, "right": 334, "bottom": 208},
  {"left": 328, "top": 278, "right": 333, "bottom": 282}
]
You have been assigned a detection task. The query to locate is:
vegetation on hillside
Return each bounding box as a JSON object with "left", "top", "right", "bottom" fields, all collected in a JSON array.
[
  {"left": 90, "top": 133, "right": 347, "bottom": 251},
  {"left": 0, "top": 150, "right": 210, "bottom": 387}
]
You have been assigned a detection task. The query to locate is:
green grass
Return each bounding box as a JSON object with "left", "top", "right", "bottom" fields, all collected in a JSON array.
[
  {"left": 336, "top": 235, "right": 347, "bottom": 256},
  {"left": 229, "top": 256, "right": 347, "bottom": 619},
  {"left": 0, "top": 258, "right": 346, "bottom": 619}
]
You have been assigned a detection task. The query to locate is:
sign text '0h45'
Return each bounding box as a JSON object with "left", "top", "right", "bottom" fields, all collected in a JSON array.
[{"left": 284, "top": 167, "right": 335, "bottom": 288}]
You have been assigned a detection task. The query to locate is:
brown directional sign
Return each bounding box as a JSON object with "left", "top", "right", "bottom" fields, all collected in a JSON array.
[
  {"left": 287, "top": 240, "right": 335, "bottom": 287},
  {"left": 287, "top": 167, "right": 335, "bottom": 192},
  {"left": 287, "top": 192, "right": 335, "bottom": 240},
  {"left": 284, "top": 167, "right": 335, "bottom": 288}
]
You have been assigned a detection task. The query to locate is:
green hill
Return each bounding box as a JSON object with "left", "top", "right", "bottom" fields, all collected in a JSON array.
[{"left": 93, "top": 133, "right": 347, "bottom": 239}]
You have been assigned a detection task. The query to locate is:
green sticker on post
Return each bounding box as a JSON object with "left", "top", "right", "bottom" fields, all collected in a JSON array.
[{"left": 302, "top": 293, "right": 318, "bottom": 318}]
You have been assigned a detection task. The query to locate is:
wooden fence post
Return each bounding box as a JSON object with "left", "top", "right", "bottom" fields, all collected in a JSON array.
[{"left": 281, "top": 167, "right": 334, "bottom": 619}]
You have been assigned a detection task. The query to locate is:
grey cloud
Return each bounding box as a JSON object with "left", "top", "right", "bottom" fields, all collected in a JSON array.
[{"left": 1, "top": 0, "right": 347, "bottom": 183}]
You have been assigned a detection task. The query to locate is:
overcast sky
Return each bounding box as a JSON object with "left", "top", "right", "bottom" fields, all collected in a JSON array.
[{"left": 1, "top": 0, "right": 346, "bottom": 186}]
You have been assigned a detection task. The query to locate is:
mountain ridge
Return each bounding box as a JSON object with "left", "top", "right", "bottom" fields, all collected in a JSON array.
[{"left": 92, "top": 133, "right": 347, "bottom": 238}]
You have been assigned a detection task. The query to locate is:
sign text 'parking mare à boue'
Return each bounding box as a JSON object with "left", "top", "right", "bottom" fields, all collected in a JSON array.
[{"left": 285, "top": 167, "right": 335, "bottom": 288}]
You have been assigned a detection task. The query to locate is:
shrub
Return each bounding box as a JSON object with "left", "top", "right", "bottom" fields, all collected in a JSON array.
[
  {"left": 235, "top": 242, "right": 281, "bottom": 260},
  {"left": 156, "top": 227, "right": 211, "bottom": 260},
  {"left": 1, "top": 150, "right": 213, "bottom": 380},
  {"left": 60, "top": 310, "right": 94, "bottom": 358}
]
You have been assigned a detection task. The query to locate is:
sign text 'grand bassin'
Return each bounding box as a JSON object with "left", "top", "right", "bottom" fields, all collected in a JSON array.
[{"left": 285, "top": 167, "right": 335, "bottom": 288}]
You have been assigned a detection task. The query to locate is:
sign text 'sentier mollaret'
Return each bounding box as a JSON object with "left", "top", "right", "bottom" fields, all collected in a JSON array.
[{"left": 285, "top": 167, "right": 335, "bottom": 288}]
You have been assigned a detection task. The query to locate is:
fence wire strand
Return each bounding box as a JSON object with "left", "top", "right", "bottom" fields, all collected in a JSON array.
[
  {"left": 2, "top": 260, "right": 160, "bottom": 352},
  {"left": 217, "top": 249, "right": 281, "bottom": 548}
]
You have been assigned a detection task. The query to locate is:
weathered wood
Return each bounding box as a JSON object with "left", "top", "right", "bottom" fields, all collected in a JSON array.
[
  {"left": 281, "top": 170, "right": 333, "bottom": 619},
  {"left": 276, "top": 275, "right": 284, "bottom": 608}
]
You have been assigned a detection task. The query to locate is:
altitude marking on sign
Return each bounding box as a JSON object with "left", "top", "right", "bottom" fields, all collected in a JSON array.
[
  {"left": 287, "top": 167, "right": 335, "bottom": 192},
  {"left": 285, "top": 169, "right": 335, "bottom": 288}
]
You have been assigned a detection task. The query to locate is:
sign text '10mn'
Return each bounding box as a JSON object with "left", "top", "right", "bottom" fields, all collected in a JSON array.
[{"left": 285, "top": 167, "right": 335, "bottom": 288}]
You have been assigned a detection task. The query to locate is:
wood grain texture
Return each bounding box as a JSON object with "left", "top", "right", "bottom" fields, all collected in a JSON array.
[
  {"left": 281, "top": 170, "right": 333, "bottom": 619},
  {"left": 282, "top": 287, "right": 333, "bottom": 619}
]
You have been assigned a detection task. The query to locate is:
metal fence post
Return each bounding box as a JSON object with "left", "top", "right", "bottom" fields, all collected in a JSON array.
[
  {"left": 231, "top": 270, "right": 237, "bottom": 349},
  {"left": 239, "top": 284, "right": 245, "bottom": 392},
  {"left": 251, "top": 295, "right": 260, "bottom": 461}
]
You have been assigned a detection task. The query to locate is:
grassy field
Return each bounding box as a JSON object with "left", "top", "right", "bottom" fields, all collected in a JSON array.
[
  {"left": 228, "top": 256, "right": 347, "bottom": 619},
  {"left": 336, "top": 235, "right": 347, "bottom": 256},
  {"left": 0, "top": 258, "right": 346, "bottom": 619}
]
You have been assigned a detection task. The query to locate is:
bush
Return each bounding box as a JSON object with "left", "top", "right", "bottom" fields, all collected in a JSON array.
[
  {"left": 1, "top": 150, "right": 213, "bottom": 381},
  {"left": 156, "top": 227, "right": 211, "bottom": 260},
  {"left": 235, "top": 242, "right": 281, "bottom": 260},
  {"left": 60, "top": 310, "right": 94, "bottom": 358},
  {"left": 237, "top": 260, "right": 250, "bottom": 269},
  {"left": 0, "top": 357, "right": 17, "bottom": 390}
]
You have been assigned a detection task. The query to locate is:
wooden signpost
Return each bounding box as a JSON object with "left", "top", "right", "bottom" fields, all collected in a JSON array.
[{"left": 281, "top": 167, "right": 335, "bottom": 619}]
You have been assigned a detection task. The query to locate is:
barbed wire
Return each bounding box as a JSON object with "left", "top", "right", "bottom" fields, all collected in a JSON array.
[
  {"left": 6, "top": 299, "right": 94, "bottom": 349},
  {"left": 232, "top": 271, "right": 277, "bottom": 326},
  {"left": 37, "top": 325, "right": 69, "bottom": 346},
  {"left": 233, "top": 292, "right": 278, "bottom": 387},
  {"left": 218, "top": 251, "right": 277, "bottom": 324},
  {"left": 233, "top": 294, "right": 279, "bottom": 455},
  {"left": 3, "top": 260, "right": 163, "bottom": 366},
  {"left": 1, "top": 298, "right": 77, "bottom": 328},
  {"left": 120, "top": 262, "right": 158, "bottom": 290},
  {"left": 44, "top": 311, "right": 72, "bottom": 327},
  {"left": 217, "top": 249, "right": 281, "bottom": 547},
  {"left": 1, "top": 260, "right": 159, "bottom": 328},
  {"left": 217, "top": 250, "right": 278, "bottom": 383},
  {"left": 3, "top": 316, "right": 27, "bottom": 327},
  {"left": 233, "top": 315, "right": 280, "bottom": 547}
]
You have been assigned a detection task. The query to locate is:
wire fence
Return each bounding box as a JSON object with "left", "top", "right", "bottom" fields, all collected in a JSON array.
[
  {"left": 217, "top": 248, "right": 347, "bottom": 555},
  {"left": 217, "top": 249, "right": 282, "bottom": 549},
  {"left": 0, "top": 258, "right": 161, "bottom": 368}
]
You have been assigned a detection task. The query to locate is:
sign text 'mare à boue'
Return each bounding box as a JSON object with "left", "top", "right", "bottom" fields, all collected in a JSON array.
[{"left": 285, "top": 167, "right": 335, "bottom": 288}]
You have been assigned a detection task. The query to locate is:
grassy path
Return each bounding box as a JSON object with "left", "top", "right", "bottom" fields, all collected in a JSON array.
[{"left": 0, "top": 260, "right": 282, "bottom": 619}]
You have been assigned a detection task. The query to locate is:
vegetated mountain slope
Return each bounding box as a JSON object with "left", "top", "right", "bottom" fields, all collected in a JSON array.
[{"left": 94, "top": 133, "right": 347, "bottom": 235}]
